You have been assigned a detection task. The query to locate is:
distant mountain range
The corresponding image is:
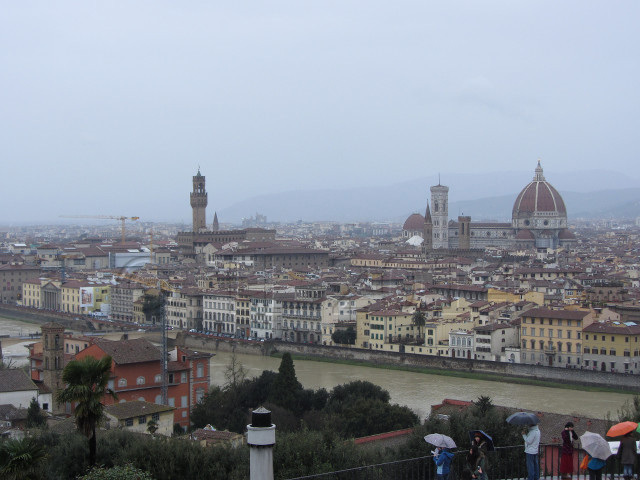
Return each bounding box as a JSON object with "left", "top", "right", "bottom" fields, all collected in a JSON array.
[{"left": 218, "top": 170, "right": 640, "bottom": 223}]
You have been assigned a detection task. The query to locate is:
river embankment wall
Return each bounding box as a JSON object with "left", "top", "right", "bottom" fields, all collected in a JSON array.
[
  {"left": 0, "top": 305, "right": 131, "bottom": 333},
  {"left": 178, "top": 334, "right": 640, "bottom": 391}
]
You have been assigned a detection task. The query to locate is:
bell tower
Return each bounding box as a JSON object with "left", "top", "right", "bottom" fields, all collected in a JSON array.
[
  {"left": 458, "top": 215, "right": 471, "bottom": 250},
  {"left": 422, "top": 201, "right": 433, "bottom": 255},
  {"left": 190, "top": 169, "right": 208, "bottom": 233},
  {"left": 430, "top": 182, "right": 449, "bottom": 249},
  {"left": 41, "top": 322, "right": 65, "bottom": 414}
]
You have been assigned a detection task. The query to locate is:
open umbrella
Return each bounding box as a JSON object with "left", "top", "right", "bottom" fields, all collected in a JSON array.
[
  {"left": 469, "top": 430, "right": 495, "bottom": 451},
  {"left": 424, "top": 433, "right": 457, "bottom": 449},
  {"left": 607, "top": 421, "right": 638, "bottom": 437},
  {"left": 580, "top": 431, "right": 613, "bottom": 460},
  {"left": 506, "top": 412, "right": 540, "bottom": 426}
]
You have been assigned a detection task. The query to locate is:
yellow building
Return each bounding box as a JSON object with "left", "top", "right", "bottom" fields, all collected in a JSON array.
[
  {"left": 60, "top": 280, "right": 110, "bottom": 315},
  {"left": 582, "top": 321, "right": 640, "bottom": 373},
  {"left": 366, "top": 309, "right": 415, "bottom": 351},
  {"left": 105, "top": 401, "right": 175, "bottom": 437},
  {"left": 487, "top": 288, "right": 544, "bottom": 306},
  {"left": 350, "top": 255, "right": 385, "bottom": 268},
  {"left": 22, "top": 278, "right": 109, "bottom": 314},
  {"left": 520, "top": 307, "right": 594, "bottom": 367},
  {"left": 22, "top": 278, "right": 59, "bottom": 309}
]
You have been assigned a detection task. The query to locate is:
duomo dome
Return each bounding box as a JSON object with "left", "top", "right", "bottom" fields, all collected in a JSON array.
[
  {"left": 403, "top": 213, "right": 425, "bottom": 231},
  {"left": 512, "top": 160, "right": 567, "bottom": 231}
]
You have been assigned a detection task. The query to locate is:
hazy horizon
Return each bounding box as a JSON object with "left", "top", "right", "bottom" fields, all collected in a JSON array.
[{"left": 2, "top": 2, "right": 639, "bottom": 223}]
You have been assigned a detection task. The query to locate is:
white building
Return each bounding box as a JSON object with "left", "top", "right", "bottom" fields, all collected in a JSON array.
[
  {"left": 0, "top": 369, "right": 52, "bottom": 412},
  {"left": 203, "top": 291, "right": 236, "bottom": 335},
  {"left": 250, "top": 293, "right": 281, "bottom": 340},
  {"left": 448, "top": 330, "right": 474, "bottom": 359}
]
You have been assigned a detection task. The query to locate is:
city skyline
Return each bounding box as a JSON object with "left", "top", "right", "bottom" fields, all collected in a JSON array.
[{"left": 2, "top": 2, "right": 639, "bottom": 223}]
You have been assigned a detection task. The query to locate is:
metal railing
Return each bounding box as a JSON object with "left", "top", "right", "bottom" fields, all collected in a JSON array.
[{"left": 285, "top": 444, "right": 629, "bottom": 480}]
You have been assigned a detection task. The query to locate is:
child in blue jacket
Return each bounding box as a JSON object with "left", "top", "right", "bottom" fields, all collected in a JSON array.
[{"left": 434, "top": 447, "right": 455, "bottom": 480}]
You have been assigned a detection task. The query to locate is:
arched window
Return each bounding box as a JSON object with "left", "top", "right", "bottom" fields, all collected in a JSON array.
[
  {"left": 136, "top": 376, "right": 145, "bottom": 385},
  {"left": 118, "top": 378, "right": 127, "bottom": 387}
]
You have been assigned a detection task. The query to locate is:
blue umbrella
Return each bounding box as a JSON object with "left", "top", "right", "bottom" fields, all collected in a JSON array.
[
  {"left": 506, "top": 412, "right": 540, "bottom": 426},
  {"left": 469, "top": 430, "right": 495, "bottom": 451}
]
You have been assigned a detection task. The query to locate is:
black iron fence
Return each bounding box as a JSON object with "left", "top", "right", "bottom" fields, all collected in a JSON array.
[{"left": 286, "top": 444, "right": 630, "bottom": 480}]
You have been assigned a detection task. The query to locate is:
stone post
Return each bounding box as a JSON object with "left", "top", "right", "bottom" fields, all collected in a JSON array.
[{"left": 247, "top": 407, "right": 276, "bottom": 480}]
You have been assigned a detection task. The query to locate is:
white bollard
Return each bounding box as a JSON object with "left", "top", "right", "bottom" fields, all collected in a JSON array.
[{"left": 247, "top": 407, "right": 276, "bottom": 480}]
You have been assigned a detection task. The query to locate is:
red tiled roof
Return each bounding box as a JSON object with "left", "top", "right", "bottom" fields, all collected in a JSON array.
[
  {"left": 354, "top": 428, "right": 414, "bottom": 445},
  {"left": 94, "top": 338, "right": 162, "bottom": 364}
]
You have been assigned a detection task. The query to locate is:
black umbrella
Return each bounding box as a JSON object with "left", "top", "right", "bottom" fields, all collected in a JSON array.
[{"left": 506, "top": 412, "right": 540, "bottom": 425}]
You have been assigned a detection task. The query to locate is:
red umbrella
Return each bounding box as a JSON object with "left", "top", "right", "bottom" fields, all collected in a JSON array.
[{"left": 607, "top": 421, "right": 638, "bottom": 438}]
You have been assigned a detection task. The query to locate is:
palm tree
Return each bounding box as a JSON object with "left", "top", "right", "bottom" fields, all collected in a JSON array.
[
  {"left": 0, "top": 437, "right": 46, "bottom": 480},
  {"left": 56, "top": 355, "right": 116, "bottom": 466},
  {"left": 412, "top": 310, "right": 426, "bottom": 343}
]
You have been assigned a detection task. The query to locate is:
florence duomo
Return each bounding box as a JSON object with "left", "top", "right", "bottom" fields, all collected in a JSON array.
[
  {"left": 2, "top": 1, "right": 639, "bottom": 478},
  {"left": 403, "top": 160, "right": 577, "bottom": 254}
]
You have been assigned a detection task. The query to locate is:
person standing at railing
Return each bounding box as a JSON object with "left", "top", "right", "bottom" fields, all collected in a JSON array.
[
  {"left": 560, "top": 421, "right": 579, "bottom": 480},
  {"left": 522, "top": 424, "right": 541, "bottom": 480},
  {"left": 468, "top": 445, "right": 488, "bottom": 480},
  {"left": 434, "top": 447, "right": 455, "bottom": 480},
  {"left": 587, "top": 455, "right": 606, "bottom": 480},
  {"left": 617, "top": 432, "right": 637, "bottom": 480}
]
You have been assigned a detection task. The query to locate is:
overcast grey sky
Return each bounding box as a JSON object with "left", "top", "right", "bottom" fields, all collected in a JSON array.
[{"left": 2, "top": 1, "right": 639, "bottom": 223}]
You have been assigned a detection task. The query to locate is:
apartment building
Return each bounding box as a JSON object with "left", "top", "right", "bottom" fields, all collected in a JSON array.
[
  {"left": 473, "top": 322, "right": 519, "bottom": 361},
  {"left": 279, "top": 284, "right": 325, "bottom": 343},
  {"left": 75, "top": 339, "right": 211, "bottom": 429},
  {"left": 203, "top": 290, "right": 236, "bottom": 334},
  {"left": 582, "top": 321, "right": 640, "bottom": 373},
  {"left": 321, "top": 294, "right": 374, "bottom": 346},
  {"left": 519, "top": 307, "right": 594, "bottom": 367},
  {"left": 249, "top": 291, "right": 281, "bottom": 340},
  {"left": 110, "top": 281, "right": 145, "bottom": 322},
  {"left": 0, "top": 263, "right": 41, "bottom": 304}
]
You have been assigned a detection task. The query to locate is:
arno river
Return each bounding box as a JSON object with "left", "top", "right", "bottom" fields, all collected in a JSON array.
[{"left": 1, "top": 316, "right": 634, "bottom": 420}]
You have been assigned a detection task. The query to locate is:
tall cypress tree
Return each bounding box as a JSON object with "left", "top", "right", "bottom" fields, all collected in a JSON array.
[{"left": 269, "top": 353, "right": 302, "bottom": 412}]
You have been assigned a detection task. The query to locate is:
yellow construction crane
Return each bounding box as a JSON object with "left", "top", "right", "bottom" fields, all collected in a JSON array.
[{"left": 60, "top": 215, "right": 140, "bottom": 243}]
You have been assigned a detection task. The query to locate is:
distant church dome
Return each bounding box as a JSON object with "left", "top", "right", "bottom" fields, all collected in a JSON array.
[
  {"left": 513, "top": 161, "right": 566, "bottom": 217},
  {"left": 403, "top": 213, "right": 425, "bottom": 231},
  {"left": 512, "top": 161, "right": 567, "bottom": 231}
]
